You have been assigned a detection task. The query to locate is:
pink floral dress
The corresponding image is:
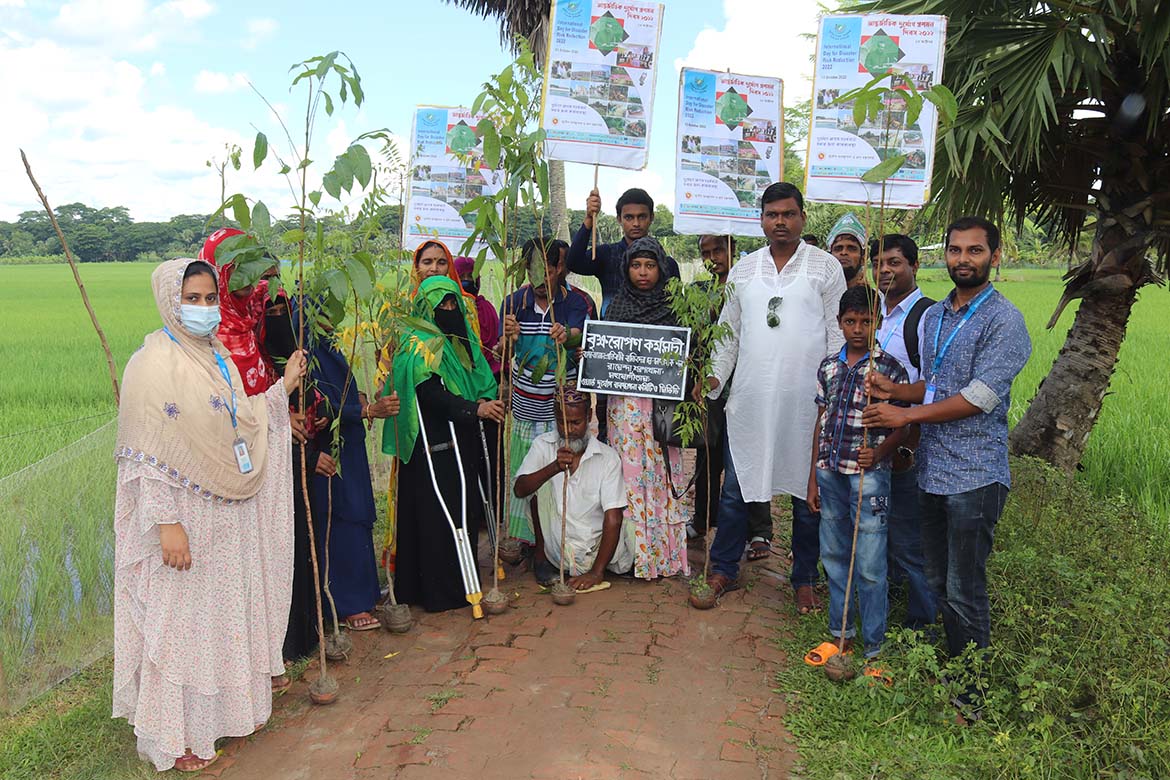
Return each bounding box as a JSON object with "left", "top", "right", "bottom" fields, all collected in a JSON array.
[
  {"left": 112, "top": 383, "right": 293, "bottom": 770},
  {"left": 607, "top": 395, "right": 691, "bottom": 579}
]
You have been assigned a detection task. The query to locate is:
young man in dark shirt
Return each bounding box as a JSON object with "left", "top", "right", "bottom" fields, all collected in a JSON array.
[{"left": 567, "top": 187, "right": 681, "bottom": 314}]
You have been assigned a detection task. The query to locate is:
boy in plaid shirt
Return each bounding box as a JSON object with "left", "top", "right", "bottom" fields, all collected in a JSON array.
[{"left": 805, "top": 286, "right": 909, "bottom": 668}]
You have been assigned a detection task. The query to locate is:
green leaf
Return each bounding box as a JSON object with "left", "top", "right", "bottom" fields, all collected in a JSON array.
[
  {"left": 323, "top": 91, "right": 334, "bottom": 116},
  {"left": 333, "top": 153, "right": 354, "bottom": 193},
  {"left": 308, "top": 191, "right": 322, "bottom": 208},
  {"left": 279, "top": 164, "right": 291, "bottom": 175},
  {"left": 315, "top": 51, "right": 338, "bottom": 80},
  {"left": 400, "top": 316, "right": 443, "bottom": 337},
  {"left": 345, "top": 255, "right": 374, "bottom": 300},
  {"left": 251, "top": 200, "right": 271, "bottom": 231},
  {"left": 861, "top": 154, "right": 907, "bottom": 183},
  {"left": 479, "top": 120, "right": 501, "bottom": 170},
  {"left": 323, "top": 267, "right": 349, "bottom": 303},
  {"left": 231, "top": 194, "right": 251, "bottom": 230},
  {"left": 924, "top": 85, "right": 958, "bottom": 125},
  {"left": 253, "top": 132, "right": 268, "bottom": 170},
  {"left": 282, "top": 228, "right": 306, "bottom": 244},
  {"left": 322, "top": 172, "right": 342, "bottom": 201},
  {"left": 348, "top": 144, "right": 372, "bottom": 189}
]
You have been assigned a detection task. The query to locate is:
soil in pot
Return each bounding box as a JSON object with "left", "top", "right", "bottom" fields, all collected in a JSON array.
[
  {"left": 824, "top": 652, "right": 856, "bottom": 683},
  {"left": 324, "top": 631, "right": 352, "bottom": 661},
  {"left": 483, "top": 588, "right": 509, "bottom": 615},
  {"left": 550, "top": 582, "right": 576, "bottom": 606},
  {"left": 309, "top": 674, "right": 339, "bottom": 705}
]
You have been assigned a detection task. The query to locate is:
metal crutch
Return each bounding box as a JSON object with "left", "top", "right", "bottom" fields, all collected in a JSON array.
[
  {"left": 477, "top": 421, "right": 506, "bottom": 582},
  {"left": 416, "top": 396, "right": 484, "bottom": 619}
]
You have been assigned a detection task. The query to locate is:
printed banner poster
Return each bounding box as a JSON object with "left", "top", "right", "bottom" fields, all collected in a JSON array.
[
  {"left": 673, "top": 68, "right": 783, "bottom": 237},
  {"left": 404, "top": 105, "right": 505, "bottom": 253},
  {"left": 577, "top": 320, "right": 691, "bottom": 401},
  {"left": 541, "top": 0, "right": 665, "bottom": 169},
  {"left": 805, "top": 14, "right": 947, "bottom": 208}
]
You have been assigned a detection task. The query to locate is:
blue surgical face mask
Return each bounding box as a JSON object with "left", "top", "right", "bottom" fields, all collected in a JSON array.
[{"left": 180, "top": 304, "right": 221, "bottom": 337}]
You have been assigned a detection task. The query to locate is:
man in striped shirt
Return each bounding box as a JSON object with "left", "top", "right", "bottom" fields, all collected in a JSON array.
[{"left": 500, "top": 238, "right": 589, "bottom": 550}]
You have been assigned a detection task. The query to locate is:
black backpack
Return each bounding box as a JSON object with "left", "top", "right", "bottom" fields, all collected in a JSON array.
[{"left": 902, "top": 295, "right": 935, "bottom": 372}]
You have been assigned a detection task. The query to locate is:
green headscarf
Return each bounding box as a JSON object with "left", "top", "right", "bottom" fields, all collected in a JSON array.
[{"left": 381, "top": 275, "right": 498, "bottom": 463}]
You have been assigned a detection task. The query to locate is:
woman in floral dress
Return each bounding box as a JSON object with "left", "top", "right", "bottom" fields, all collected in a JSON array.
[
  {"left": 602, "top": 237, "right": 691, "bottom": 579},
  {"left": 112, "top": 257, "right": 304, "bottom": 773}
]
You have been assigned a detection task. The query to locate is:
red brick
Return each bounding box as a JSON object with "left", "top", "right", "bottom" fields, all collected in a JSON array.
[
  {"left": 720, "top": 740, "right": 757, "bottom": 763},
  {"left": 475, "top": 645, "right": 529, "bottom": 661}
]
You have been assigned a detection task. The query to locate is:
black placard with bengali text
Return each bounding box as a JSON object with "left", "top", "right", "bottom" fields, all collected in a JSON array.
[{"left": 577, "top": 320, "right": 691, "bottom": 401}]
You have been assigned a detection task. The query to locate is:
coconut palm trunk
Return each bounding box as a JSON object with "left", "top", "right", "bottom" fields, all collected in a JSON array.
[{"left": 1009, "top": 213, "right": 1154, "bottom": 471}]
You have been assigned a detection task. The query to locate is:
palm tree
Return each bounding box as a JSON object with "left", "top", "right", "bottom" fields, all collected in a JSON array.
[
  {"left": 445, "top": 0, "right": 570, "bottom": 241},
  {"left": 856, "top": 0, "right": 1169, "bottom": 472}
]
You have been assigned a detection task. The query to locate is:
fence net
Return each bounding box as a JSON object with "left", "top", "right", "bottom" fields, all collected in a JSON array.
[{"left": 0, "top": 418, "right": 118, "bottom": 714}]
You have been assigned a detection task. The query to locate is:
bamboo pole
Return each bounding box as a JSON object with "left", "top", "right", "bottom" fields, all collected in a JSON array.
[{"left": 21, "top": 150, "right": 120, "bottom": 405}]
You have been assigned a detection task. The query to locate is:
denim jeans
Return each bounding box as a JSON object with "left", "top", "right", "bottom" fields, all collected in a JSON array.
[
  {"left": 919, "top": 482, "right": 1008, "bottom": 659},
  {"left": 708, "top": 433, "right": 771, "bottom": 582},
  {"left": 888, "top": 462, "right": 937, "bottom": 629},
  {"left": 790, "top": 495, "right": 821, "bottom": 589},
  {"left": 817, "top": 468, "right": 889, "bottom": 658}
]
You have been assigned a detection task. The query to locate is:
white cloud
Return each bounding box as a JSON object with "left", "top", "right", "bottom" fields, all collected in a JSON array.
[
  {"left": 149, "top": 60, "right": 166, "bottom": 76},
  {"left": 242, "top": 17, "right": 277, "bottom": 49},
  {"left": 675, "top": 0, "right": 819, "bottom": 111},
  {"left": 156, "top": 0, "right": 213, "bottom": 21},
  {"left": 53, "top": 0, "right": 215, "bottom": 50},
  {"left": 193, "top": 69, "right": 249, "bottom": 94},
  {"left": 0, "top": 0, "right": 27, "bottom": 7},
  {"left": 0, "top": 37, "right": 289, "bottom": 222}
]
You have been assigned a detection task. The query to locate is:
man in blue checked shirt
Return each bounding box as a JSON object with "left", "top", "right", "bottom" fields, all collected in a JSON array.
[{"left": 863, "top": 216, "right": 1031, "bottom": 718}]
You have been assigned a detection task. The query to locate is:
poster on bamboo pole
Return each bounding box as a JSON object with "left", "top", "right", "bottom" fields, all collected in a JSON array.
[
  {"left": 805, "top": 14, "right": 947, "bottom": 208},
  {"left": 540, "top": 0, "right": 665, "bottom": 169},
  {"left": 673, "top": 68, "right": 783, "bottom": 237},
  {"left": 403, "top": 105, "right": 504, "bottom": 253}
]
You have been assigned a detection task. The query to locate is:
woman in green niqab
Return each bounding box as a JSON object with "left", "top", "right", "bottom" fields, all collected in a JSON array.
[
  {"left": 382, "top": 274, "right": 506, "bottom": 614},
  {"left": 382, "top": 275, "right": 499, "bottom": 462}
]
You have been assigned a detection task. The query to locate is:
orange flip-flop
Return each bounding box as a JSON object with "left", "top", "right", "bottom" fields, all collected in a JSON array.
[
  {"left": 804, "top": 641, "right": 846, "bottom": 667},
  {"left": 863, "top": 664, "right": 892, "bottom": 686}
]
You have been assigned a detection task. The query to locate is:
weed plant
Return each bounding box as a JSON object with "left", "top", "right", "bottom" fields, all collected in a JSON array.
[{"left": 775, "top": 457, "right": 1170, "bottom": 778}]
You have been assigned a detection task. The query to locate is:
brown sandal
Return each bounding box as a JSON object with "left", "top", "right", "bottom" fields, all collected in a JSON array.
[
  {"left": 174, "top": 751, "right": 218, "bottom": 773},
  {"left": 795, "top": 585, "right": 822, "bottom": 615},
  {"left": 747, "top": 540, "right": 771, "bottom": 561}
]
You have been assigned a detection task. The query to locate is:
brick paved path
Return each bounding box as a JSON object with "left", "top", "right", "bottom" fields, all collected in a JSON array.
[{"left": 203, "top": 542, "right": 799, "bottom": 780}]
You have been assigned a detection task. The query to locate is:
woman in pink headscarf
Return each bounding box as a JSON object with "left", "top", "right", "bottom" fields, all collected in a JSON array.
[{"left": 453, "top": 255, "right": 501, "bottom": 376}]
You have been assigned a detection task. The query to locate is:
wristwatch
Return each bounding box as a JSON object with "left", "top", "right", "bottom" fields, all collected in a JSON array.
[{"left": 896, "top": 446, "right": 916, "bottom": 461}]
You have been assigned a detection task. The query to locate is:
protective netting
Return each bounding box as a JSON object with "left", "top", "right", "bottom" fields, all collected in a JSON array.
[{"left": 0, "top": 418, "right": 117, "bottom": 714}]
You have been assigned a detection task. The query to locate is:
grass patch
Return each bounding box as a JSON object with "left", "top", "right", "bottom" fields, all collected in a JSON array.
[
  {"left": 425, "top": 689, "right": 461, "bottom": 712},
  {"left": 775, "top": 457, "right": 1170, "bottom": 778},
  {"left": 0, "top": 657, "right": 157, "bottom": 780}
]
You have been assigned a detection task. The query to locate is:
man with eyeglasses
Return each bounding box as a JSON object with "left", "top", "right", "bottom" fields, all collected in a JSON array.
[{"left": 698, "top": 182, "right": 847, "bottom": 606}]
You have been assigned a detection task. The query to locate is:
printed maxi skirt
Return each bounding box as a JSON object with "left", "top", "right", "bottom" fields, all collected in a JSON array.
[{"left": 607, "top": 395, "right": 691, "bottom": 579}]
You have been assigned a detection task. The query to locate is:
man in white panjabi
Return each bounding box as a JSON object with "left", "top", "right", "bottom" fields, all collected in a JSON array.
[
  {"left": 700, "top": 182, "right": 846, "bottom": 607},
  {"left": 514, "top": 389, "right": 634, "bottom": 591}
]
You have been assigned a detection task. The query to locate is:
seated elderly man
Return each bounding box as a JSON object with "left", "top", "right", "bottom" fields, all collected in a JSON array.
[{"left": 514, "top": 387, "right": 634, "bottom": 590}]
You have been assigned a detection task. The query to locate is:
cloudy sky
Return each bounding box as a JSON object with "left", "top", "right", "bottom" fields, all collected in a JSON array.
[{"left": 0, "top": 0, "right": 820, "bottom": 223}]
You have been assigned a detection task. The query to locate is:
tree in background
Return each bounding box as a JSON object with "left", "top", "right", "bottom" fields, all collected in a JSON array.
[
  {"left": 444, "top": 0, "right": 571, "bottom": 241},
  {"left": 858, "top": 0, "right": 1169, "bottom": 471}
]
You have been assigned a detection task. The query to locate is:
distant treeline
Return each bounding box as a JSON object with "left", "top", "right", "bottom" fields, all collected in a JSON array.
[{"left": 0, "top": 199, "right": 1069, "bottom": 267}]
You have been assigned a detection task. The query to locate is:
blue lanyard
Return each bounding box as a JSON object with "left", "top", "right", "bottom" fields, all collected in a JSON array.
[
  {"left": 163, "top": 327, "right": 239, "bottom": 431},
  {"left": 878, "top": 305, "right": 912, "bottom": 353},
  {"left": 930, "top": 286, "right": 994, "bottom": 380}
]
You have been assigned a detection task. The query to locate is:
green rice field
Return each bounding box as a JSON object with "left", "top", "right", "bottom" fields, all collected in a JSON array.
[{"left": 0, "top": 261, "right": 1166, "bottom": 713}]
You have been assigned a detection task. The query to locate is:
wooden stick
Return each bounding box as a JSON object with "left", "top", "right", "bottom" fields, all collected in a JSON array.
[
  {"left": 21, "top": 150, "right": 120, "bottom": 405},
  {"left": 591, "top": 164, "right": 599, "bottom": 261}
]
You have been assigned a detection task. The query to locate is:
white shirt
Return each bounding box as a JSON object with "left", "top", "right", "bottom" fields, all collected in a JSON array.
[
  {"left": 516, "top": 431, "right": 633, "bottom": 575},
  {"left": 707, "top": 243, "right": 847, "bottom": 502},
  {"left": 875, "top": 288, "right": 928, "bottom": 383}
]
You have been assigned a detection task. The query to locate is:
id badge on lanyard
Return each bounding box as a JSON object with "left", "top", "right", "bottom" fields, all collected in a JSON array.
[
  {"left": 925, "top": 286, "right": 993, "bottom": 407},
  {"left": 233, "top": 437, "right": 254, "bottom": 474},
  {"left": 212, "top": 351, "right": 251, "bottom": 474}
]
